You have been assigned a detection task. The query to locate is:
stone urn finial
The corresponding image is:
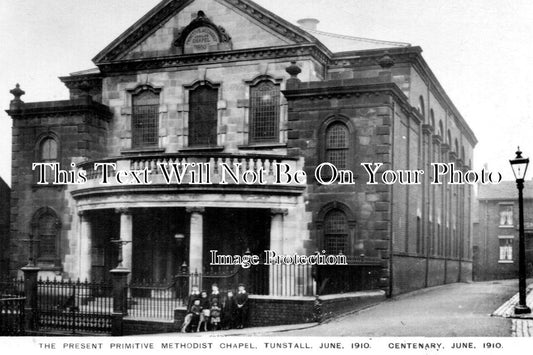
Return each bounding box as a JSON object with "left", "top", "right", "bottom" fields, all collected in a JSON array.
[
  {"left": 378, "top": 52, "right": 394, "bottom": 69},
  {"left": 10, "top": 83, "right": 25, "bottom": 101},
  {"left": 286, "top": 61, "right": 302, "bottom": 89},
  {"left": 9, "top": 83, "right": 25, "bottom": 110},
  {"left": 286, "top": 61, "right": 302, "bottom": 79}
]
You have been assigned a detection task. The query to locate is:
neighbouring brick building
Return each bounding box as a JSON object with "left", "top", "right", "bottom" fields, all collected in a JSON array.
[
  {"left": 0, "top": 177, "right": 9, "bottom": 276},
  {"left": 5, "top": 0, "right": 477, "bottom": 328},
  {"left": 474, "top": 182, "right": 533, "bottom": 281}
]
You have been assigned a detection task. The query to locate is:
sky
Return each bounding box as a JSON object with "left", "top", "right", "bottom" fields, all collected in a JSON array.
[{"left": 1, "top": 0, "right": 533, "bottom": 186}]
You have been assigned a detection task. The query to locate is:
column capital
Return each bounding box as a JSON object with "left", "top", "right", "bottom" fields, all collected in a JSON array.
[
  {"left": 186, "top": 206, "right": 205, "bottom": 214},
  {"left": 115, "top": 207, "right": 131, "bottom": 215},
  {"left": 271, "top": 208, "right": 288, "bottom": 216}
]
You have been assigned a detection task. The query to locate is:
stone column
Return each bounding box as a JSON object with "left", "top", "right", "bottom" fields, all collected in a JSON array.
[
  {"left": 116, "top": 208, "right": 133, "bottom": 271},
  {"left": 269, "top": 208, "right": 287, "bottom": 296},
  {"left": 78, "top": 211, "right": 92, "bottom": 281},
  {"left": 187, "top": 207, "right": 204, "bottom": 275}
]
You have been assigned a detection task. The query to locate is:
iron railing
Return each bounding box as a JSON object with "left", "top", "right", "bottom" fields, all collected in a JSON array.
[
  {"left": 0, "top": 297, "right": 25, "bottom": 335},
  {"left": 37, "top": 278, "right": 112, "bottom": 334},
  {"left": 0, "top": 276, "right": 24, "bottom": 297},
  {"left": 128, "top": 278, "right": 183, "bottom": 320}
]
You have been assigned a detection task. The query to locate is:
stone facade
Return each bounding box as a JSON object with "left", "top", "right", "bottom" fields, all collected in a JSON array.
[{"left": 6, "top": 0, "right": 476, "bottom": 304}]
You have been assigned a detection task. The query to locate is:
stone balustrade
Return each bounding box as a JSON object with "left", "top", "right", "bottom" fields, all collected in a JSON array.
[{"left": 77, "top": 153, "right": 304, "bottom": 187}]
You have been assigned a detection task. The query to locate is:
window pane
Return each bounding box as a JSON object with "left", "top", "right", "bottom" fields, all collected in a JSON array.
[
  {"left": 324, "top": 210, "right": 347, "bottom": 254},
  {"left": 38, "top": 214, "right": 57, "bottom": 259},
  {"left": 499, "top": 238, "right": 513, "bottom": 261},
  {"left": 132, "top": 90, "right": 159, "bottom": 148},
  {"left": 41, "top": 138, "right": 58, "bottom": 161},
  {"left": 499, "top": 205, "right": 513, "bottom": 226},
  {"left": 250, "top": 81, "right": 280, "bottom": 143},
  {"left": 325, "top": 123, "right": 349, "bottom": 169},
  {"left": 189, "top": 86, "right": 218, "bottom": 146},
  {"left": 326, "top": 124, "right": 348, "bottom": 149}
]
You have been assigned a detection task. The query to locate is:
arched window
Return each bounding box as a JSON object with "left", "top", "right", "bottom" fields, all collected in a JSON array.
[
  {"left": 36, "top": 136, "right": 58, "bottom": 184},
  {"left": 438, "top": 120, "right": 444, "bottom": 137},
  {"left": 324, "top": 209, "right": 348, "bottom": 254},
  {"left": 249, "top": 80, "right": 280, "bottom": 143},
  {"left": 32, "top": 208, "right": 61, "bottom": 264},
  {"left": 418, "top": 96, "right": 425, "bottom": 118},
  {"left": 132, "top": 89, "right": 159, "bottom": 148},
  {"left": 189, "top": 85, "right": 218, "bottom": 146},
  {"left": 325, "top": 122, "right": 349, "bottom": 169},
  {"left": 40, "top": 138, "right": 58, "bottom": 161}
]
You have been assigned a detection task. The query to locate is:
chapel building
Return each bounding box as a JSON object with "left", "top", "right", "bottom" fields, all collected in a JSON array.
[{"left": 6, "top": 0, "right": 477, "bottom": 303}]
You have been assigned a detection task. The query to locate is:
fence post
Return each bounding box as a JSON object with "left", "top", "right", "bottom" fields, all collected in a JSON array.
[
  {"left": 21, "top": 265, "right": 40, "bottom": 332},
  {"left": 110, "top": 268, "right": 130, "bottom": 336}
]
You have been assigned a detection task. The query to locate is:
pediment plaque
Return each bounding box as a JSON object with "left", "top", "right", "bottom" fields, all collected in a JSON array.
[
  {"left": 185, "top": 26, "right": 220, "bottom": 53},
  {"left": 174, "top": 11, "right": 232, "bottom": 54}
]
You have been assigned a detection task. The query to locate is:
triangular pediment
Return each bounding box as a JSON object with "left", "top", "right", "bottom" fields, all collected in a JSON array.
[{"left": 93, "top": 0, "right": 318, "bottom": 64}]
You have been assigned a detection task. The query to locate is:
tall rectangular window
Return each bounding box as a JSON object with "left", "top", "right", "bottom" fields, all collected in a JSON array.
[
  {"left": 132, "top": 90, "right": 159, "bottom": 148},
  {"left": 498, "top": 236, "right": 513, "bottom": 263},
  {"left": 324, "top": 210, "right": 348, "bottom": 255},
  {"left": 499, "top": 204, "right": 514, "bottom": 227},
  {"left": 326, "top": 123, "right": 349, "bottom": 169},
  {"left": 249, "top": 81, "right": 280, "bottom": 143},
  {"left": 189, "top": 85, "right": 218, "bottom": 146}
]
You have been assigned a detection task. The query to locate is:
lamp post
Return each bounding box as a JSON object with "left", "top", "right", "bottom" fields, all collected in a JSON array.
[{"left": 510, "top": 147, "right": 531, "bottom": 314}]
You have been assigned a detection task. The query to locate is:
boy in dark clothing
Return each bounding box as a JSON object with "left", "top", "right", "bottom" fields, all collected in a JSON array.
[
  {"left": 222, "top": 290, "right": 236, "bottom": 330},
  {"left": 186, "top": 286, "right": 201, "bottom": 311},
  {"left": 235, "top": 284, "right": 248, "bottom": 329},
  {"left": 198, "top": 291, "right": 210, "bottom": 331},
  {"left": 210, "top": 298, "right": 222, "bottom": 330},
  {"left": 189, "top": 299, "right": 202, "bottom": 331},
  {"left": 209, "top": 283, "right": 221, "bottom": 304},
  {"left": 180, "top": 286, "right": 201, "bottom": 332}
]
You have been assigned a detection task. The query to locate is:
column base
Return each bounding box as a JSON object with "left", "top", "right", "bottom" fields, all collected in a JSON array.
[{"left": 514, "top": 304, "right": 531, "bottom": 315}]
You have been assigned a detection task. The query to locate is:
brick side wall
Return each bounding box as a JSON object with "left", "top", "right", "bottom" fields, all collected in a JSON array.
[
  {"left": 121, "top": 292, "right": 385, "bottom": 335},
  {"left": 247, "top": 297, "right": 315, "bottom": 326},
  {"left": 474, "top": 198, "right": 533, "bottom": 281}
]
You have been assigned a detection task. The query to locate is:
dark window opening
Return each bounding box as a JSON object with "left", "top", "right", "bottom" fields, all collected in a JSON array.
[
  {"left": 189, "top": 85, "right": 218, "bottom": 146},
  {"left": 324, "top": 209, "right": 348, "bottom": 254}
]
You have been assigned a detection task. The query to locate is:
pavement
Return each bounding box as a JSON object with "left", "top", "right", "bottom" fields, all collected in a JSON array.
[
  {"left": 491, "top": 282, "right": 533, "bottom": 337},
  {"left": 138, "top": 279, "right": 531, "bottom": 337}
]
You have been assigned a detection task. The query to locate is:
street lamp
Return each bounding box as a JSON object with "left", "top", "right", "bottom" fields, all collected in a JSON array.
[{"left": 510, "top": 147, "right": 531, "bottom": 314}]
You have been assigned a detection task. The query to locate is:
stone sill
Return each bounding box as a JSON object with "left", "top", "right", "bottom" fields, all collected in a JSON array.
[
  {"left": 179, "top": 146, "right": 225, "bottom": 152},
  {"left": 238, "top": 143, "right": 287, "bottom": 150},
  {"left": 31, "top": 184, "right": 65, "bottom": 189},
  {"left": 121, "top": 148, "right": 166, "bottom": 155}
]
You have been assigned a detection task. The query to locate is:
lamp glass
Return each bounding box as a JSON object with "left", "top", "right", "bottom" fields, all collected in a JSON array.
[{"left": 510, "top": 157, "right": 529, "bottom": 180}]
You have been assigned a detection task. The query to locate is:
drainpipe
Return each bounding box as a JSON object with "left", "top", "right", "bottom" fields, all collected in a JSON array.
[{"left": 388, "top": 101, "right": 396, "bottom": 297}]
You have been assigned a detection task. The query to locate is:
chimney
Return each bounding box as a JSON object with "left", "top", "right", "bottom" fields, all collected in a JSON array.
[{"left": 297, "top": 18, "right": 319, "bottom": 31}]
